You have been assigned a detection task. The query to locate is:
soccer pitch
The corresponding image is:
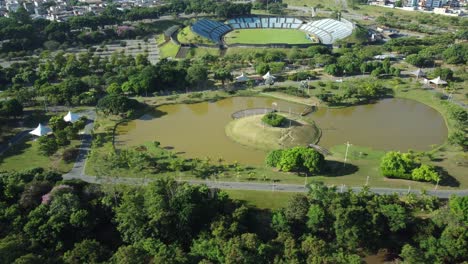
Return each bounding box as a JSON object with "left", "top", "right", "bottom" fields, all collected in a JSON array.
[{"left": 224, "top": 29, "right": 313, "bottom": 45}]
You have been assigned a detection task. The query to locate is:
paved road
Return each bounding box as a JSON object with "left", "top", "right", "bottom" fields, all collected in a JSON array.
[
  {"left": 63, "top": 110, "right": 96, "bottom": 179},
  {"left": 63, "top": 174, "right": 468, "bottom": 198}
]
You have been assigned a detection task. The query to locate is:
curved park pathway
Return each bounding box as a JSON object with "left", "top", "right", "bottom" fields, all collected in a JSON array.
[{"left": 63, "top": 110, "right": 96, "bottom": 179}]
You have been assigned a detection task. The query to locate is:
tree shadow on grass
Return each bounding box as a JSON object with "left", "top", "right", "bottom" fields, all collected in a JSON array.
[
  {"left": 0, "top": 136, "right": 33, "bottom": 165},
  {"left": 321, "top": 160, "right": 359, "bottom": 177},
  {"left": 436, "top": 166, "right": 460, "bottom": 187}
]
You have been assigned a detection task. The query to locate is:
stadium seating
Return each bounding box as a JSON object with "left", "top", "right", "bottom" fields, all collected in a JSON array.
[
  {"left": 192, "top": 17, "right": 353, "bottom": 45},
  {"left": 299, "top": 19, "right": 353, "bottom": 45},
  {"left": 226, "top": 17, "right": 303, "bottom": 30},
  {"left": 192, "top": 19, "right": 232, "bottom": 44}
]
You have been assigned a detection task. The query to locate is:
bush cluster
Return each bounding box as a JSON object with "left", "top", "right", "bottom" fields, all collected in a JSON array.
[
  {"left": 380, "top": 151, "right": 441, "bottom": 183},
  {"left": 266, "top": 146, "right": 325, "bottom": 174},
  {"left": 262, "top": 113, "right": 285, "bottom": 127}
]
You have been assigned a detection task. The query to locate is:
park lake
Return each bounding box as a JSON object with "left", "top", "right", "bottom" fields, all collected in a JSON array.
[{"left": 116, "top": 97, "right": 448, "bottom": 164}]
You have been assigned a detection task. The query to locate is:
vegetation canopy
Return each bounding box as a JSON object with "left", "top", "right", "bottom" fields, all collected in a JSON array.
[{"left": 262, "top": 112, "right": 285, "bottom": 127}]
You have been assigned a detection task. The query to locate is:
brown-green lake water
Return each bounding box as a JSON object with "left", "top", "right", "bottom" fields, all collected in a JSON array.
[{"left": 116, "top": 97, "right": 447, "bottom": 164}]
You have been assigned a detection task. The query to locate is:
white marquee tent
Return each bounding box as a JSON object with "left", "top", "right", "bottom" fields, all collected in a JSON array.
[
  {"left": 262, "top": 71, "right": 276, "bottom": 80},
  {"left": 429, "top": 76, "right": 447, "bottom": 86},
  {"left": 29, "top": 124, "right": 52, "bottom": 137},
  {"left": 63, "top": 111, "right": 81, "bottom": 123},
  {"left": 411, "top": 68, "right": 426, "bottom": 79},
  {"left": 235, "top": 72, "right": 250, "bottom": 83}
]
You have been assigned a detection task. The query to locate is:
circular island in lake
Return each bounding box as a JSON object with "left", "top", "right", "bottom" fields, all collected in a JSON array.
[{"left": 225, "top": 112, "right": 320, "bottom": 151}]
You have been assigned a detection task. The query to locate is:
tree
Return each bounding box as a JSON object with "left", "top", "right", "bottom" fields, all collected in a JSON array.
[
  {"left": 265, "top": 149, "right": 283, "bottom": 167},
  {"left": 302, "top": 148, "right": 325, "bottom": 174},
  {"left": 448, "top": 196, "right": 468, "bottom": 225},
  {"left": 63, "top": 239, "right": 109, "bottom": 264},
  {"left": 411, "top": 164, "right": 440, "bottom": 183},
  {"left": 262, "top": 113, "right": 285, "bottom": 127},
  {"left": 0, "top": 235, "right": 28, "bottom": 264},
  {"left": 38, "top": 136, "right": 58, "bottom": 156},
  {"left": 255, "top": 63, "right": 269, "bottom": 75},
  {"left": 380, "top": 151, "right": 417, "bottom": 179},
  {"left": 278, "top": 147, "right": 304, "bottom": 172},
  {"left": 48, "top": 115, "right": 68, "bottom": 132},
  {"left": 213, "top": 68, "right": 233, "bottom": 87},
  {"left": 106, "top": 83, "right": 122, "bottom": 94},
  {"left": 186, "top": 64, "right": 208, "bottom": 89},
  {"left": 97, "top": 94, "right": 139, "bottom": 115},
  {"left": 110, "top": 245, "right": 149, "bottom": 264},
  {"left": 0, "top": 99, "right": 23, "bottom": 118}
]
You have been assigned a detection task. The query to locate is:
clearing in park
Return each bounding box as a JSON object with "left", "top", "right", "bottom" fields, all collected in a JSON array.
[{"left": 224, "top": 29, "right": 312, "bottom": 45}]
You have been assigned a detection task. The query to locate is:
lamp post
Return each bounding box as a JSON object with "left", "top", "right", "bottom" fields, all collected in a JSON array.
[{"left": 343, "top": 141, "right": 351, "bottom": 168}]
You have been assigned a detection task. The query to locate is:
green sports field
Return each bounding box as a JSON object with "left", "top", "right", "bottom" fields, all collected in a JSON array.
[{"left": 224, "top": 29, "right": 313, "bottom": 45}]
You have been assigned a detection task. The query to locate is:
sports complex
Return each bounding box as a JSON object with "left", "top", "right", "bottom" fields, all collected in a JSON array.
[{"left": 176, "top": 16, "right": 354, "bottom": 48}]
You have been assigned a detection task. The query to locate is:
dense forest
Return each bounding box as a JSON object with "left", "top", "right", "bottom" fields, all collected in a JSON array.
[{"left": 0, "top": 168, "right": 466, "bottom": 263}]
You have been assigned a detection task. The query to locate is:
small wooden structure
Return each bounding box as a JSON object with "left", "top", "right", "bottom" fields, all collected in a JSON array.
[{"left": 308, "top": 144, "right": 331, "bottom": 156}]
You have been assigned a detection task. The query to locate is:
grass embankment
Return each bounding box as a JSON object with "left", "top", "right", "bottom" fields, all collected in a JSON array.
[
  {"left": 186, "top": 47, "right": 220, "bottom": 58},
  {"left": 225, "top": 29, "right": 311, "bottom": 45},
  {"left": 225, "top": 114, "right": 319, "bottom": 151},
  {"left": 159, "top": 41, "right": 180, "bottom": 58},
  {"left": 260, "top": 91, "right": 320, "bottom": 106},
  {"left": 156, "top": 34, "right": 166, "bottom": 46},
  {"left": 177, "top": 26, "right": 215, "bottom": 45},
  {"left": 0, "top": 136, "right": 77, "bottom": 173}
]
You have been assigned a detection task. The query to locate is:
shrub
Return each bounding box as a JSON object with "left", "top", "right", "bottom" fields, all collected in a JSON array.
[
  {"left": 62, "top": 148, "right": 79, "bottom": 163},
  {"left": 411, "top": 164, "right": 440, "bottom": 183},
  {"left": 38, "top": 136, "right": 58, "bottom": 156},
  {"left": 266, "top": 149, "right": 284, "bottom": 167},
  {"left": 269, "top": 146, "right": 325, "bottom": 174},
  {"left": 262, "top": 113, "right": 285, "bottom": 127},
  {"left": 380, "top": 151, "right": 417, "bottom": 179}
]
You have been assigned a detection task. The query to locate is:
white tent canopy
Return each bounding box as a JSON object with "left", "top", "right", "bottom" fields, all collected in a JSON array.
[
  {"left": 429, "top": 76, "right": 447, "bottom": 85},
  {"left": 411, "top": 68, "right": 426, "bottom": 78},
  {"left": 235, "top": 72, "right": 250, "bottom": 83},
  {"left": 63, "top": 111, "right": 81, "bottom": 123},
  {"left": 262, "top": 71, "right": 276, "bottom": 80},
  {"left": 29, "top": 124, "right": 52, "bottom": 137}
]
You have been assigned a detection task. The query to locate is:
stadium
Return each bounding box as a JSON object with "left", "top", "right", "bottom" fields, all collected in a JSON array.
[{"left": 185, "top": 16, "right": 354, "bottom": 48}]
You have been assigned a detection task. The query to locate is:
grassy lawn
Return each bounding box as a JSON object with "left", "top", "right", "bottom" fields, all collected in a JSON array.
[
  {"left": 177, "top": 26, "right": 215, "bottom": 45},
  {"left": 223, "top": 189, "right": 296, "bottom": 210},
  {"left": 225, "top": 29, "right": 312, "bottom": 45},
  {"left": 0, "top": 136, "right": 77, "bottom": 173},
  {"left": 225, "top": 114, "right": 319, "bottom": 151},
  {"left": 159, "top": 42, "right": 180, "bottom": 58},
  {"left": 186, "top": 47, "right": 219, "bottom": 58},
  {"left": 225, "top": 47, "right": 290, "bottom": 57}
]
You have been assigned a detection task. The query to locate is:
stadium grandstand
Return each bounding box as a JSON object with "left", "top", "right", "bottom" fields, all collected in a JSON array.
[
  {"left": 227, "top": 17, "right": 303, "bottom": 29},
  {"left": 191, "top": 19, "right": 232, "bottom": 44},
  {"left": 191, "top": 17, "right": 353, "bottom": 45},
  {"left": 299, "top": 19, "right": 353, "bottom": 45}
]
